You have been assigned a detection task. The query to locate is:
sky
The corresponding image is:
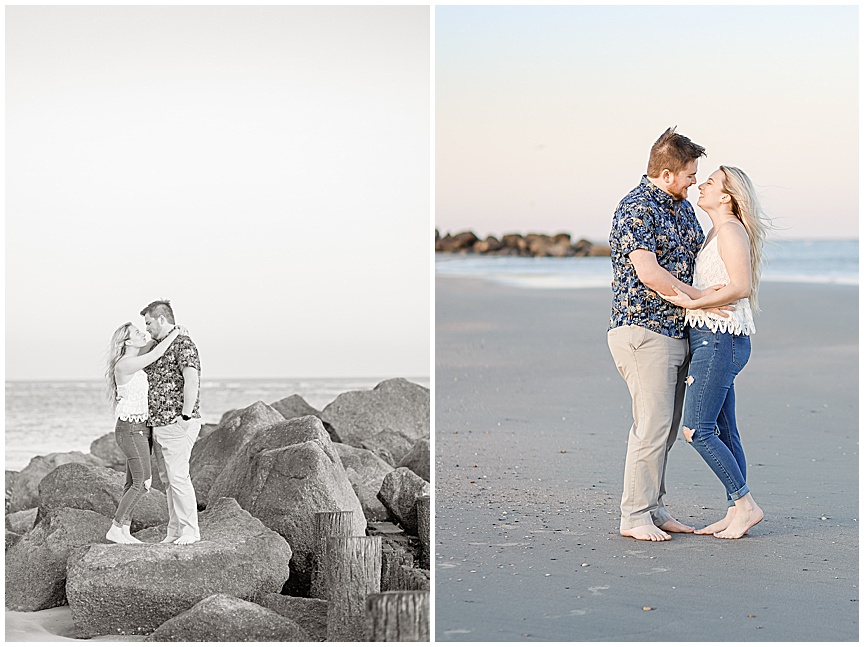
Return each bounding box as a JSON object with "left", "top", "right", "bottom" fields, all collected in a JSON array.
[
  {"left": 6, "top": 5, "right": 430, "bottom": 381},
  {"left": 436, "top": 5, "right": 859, "bottom": 242}
]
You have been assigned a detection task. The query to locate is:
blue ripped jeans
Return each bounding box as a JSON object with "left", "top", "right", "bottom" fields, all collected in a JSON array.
[
  {"left": 113, "top": 418, "right": 153, "bottom": 525},
  {"left": 682, "top": 325, "right": 751, "bottom": 504}
]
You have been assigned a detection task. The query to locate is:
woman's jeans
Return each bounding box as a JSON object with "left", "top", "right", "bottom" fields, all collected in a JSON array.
[
  {"left": 113, "top": 418, "right": 153, "bottom": 525},
  {"left": 682, "top": 325, "right": 751, "bottom": 504}
]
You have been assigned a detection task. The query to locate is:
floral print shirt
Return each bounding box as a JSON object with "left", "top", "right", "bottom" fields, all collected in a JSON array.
[
  {"left": 143, "top": 333, "right": 201, "bottom": 426},
  {"left": 608, "top": 176, "right": 704, "bottom": 339}
]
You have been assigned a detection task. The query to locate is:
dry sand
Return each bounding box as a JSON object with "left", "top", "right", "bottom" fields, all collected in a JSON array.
[
  {"left": 5, "top": 605, "right": 143, "bottom": 642},
  {"left": 435, "top": 277, "right": 858, "bottom": 641}
]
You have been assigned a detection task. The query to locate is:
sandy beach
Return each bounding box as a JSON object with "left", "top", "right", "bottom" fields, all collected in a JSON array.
[{"left": 435, "top": 276, "right": 858, "bottom": 641}]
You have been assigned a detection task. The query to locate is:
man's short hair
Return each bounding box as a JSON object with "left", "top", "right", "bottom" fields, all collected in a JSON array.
[
  {"left": 647, "top": 126, "right": 706, "bottom": 176},
  {"left": 140, "top": 299, "right": 175, "bottom": 324}
]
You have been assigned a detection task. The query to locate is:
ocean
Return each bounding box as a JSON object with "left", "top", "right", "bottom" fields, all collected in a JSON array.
[
  {"left": 5, "top": 377, "right": 430, "bottom": 472},
  {"left": 435, "top": 239, "right": 859, "bottom": 289}
]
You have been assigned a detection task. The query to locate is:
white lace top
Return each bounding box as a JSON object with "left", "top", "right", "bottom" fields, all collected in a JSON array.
[
  {"left": 115, "top": 370, "right": 149, "bottom": 422},
  {"left": 685, "top": 235, "right": 755, "bottom": 335}
]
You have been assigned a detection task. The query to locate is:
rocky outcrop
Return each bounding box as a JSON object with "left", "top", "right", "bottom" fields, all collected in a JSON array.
[
  {"left": 189, "top": 401, "right": 284, "bottom": 504},
  {"left": 144, "top": 594, "right": 310, "bottom": 642},
  {"left": 6, "top": 507, "right": 38, "bottom": 535},
  {"left": 334, "top": 443, "right": 393, "bottom": 522},
  {"left": 6, "top": 508, "right": 112, "bottom": 611},
  {"left": 435, "top": 229, "right": 612, "bottom": 257},
  {"left": 207, "top": 415, "right": 365, "bottom": 588},
  {"left": 398, "top": 438, "right": 430, "bottom": 481},
  {"left": 377, "top": 468, "right": 430, "bottom": 536},
  {"left": 259, "top": 593, "right": 329, "bottom": 642},
  {"left": 66, "top": 498, "right": 292, "bottom": 638},
  {"left": 320, "top": 378, "right": 429, "bottom": 449},
  {"left": 270, "top": 394, "right": 320, "bottom": 420},
  {"left": 36, "top": 462, "right": 168, "bottom": 533},
  {"left": 89, "top": 433, "right": 127, "bottom": 471},
  {"left": 9, "top": 452, "right": 105, "bottom": 514}
]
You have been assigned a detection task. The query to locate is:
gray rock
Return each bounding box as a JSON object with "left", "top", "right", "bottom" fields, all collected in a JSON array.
[
  {"left": 377, "top": 468, "right": 430, "bottom": 536},
  {"left": 36, "top": 462, "right": 168, "bottom": 533},
  {"left": 197, "top": 423, "right": 218, "bottom": 441},
  {"left": 270, "top": 394, "right": 320, "bottom": 420},
  {"left": 208, "top": 415, "right": 365, "bottom": 586},
  {"left": 397, "top": 438, "right": 430, "bottom": 481},
  {"left": 6, "top": 508, "right": 112, "bottom": 611},
  {"left": 66, "top": 498, "right": 292, "bottom": 638},
  {"left": 259, "top": 593, "right": 328, "bottom": 642},
  {"left": 334, "top": 443, "right": 393, "bottom": 522},
  {"left": 6, "top": 530, "right": 22, "bottom": 551},
  {"left": 361, "top": 427, "right": 416, "bottom": 465},
  {"left": 6, "top": 507, "right": 38, "bottom": 535},
  {"left": 6, "top": 470, "right": 19, "bottom": 513},
  {"left": 89, "top": 432, "right": 127, "bottom": 471},
  {"left": 9, "top": 452, "right": 105, "bottom": 514},
  {"left": 144, "top": 593, "right": 310, "bottom": 642},
  {"left": 320, "top": 378, "right": 429, "bottom": 448},
  {"left": 189, "top": 401, "right": 284, "bottom": 504}
]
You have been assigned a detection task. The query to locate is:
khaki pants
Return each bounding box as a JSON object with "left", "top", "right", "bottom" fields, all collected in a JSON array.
[
  {"left": 153, "top": 419, "right": 202, "bottom": 540},
  {"left": 607, "top": 325, "right": 688, "bottom": 531}
]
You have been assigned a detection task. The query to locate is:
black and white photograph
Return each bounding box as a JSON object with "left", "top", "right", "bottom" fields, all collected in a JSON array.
[{"left": 6, "top": 5, "right": 430, "bottom": 641}]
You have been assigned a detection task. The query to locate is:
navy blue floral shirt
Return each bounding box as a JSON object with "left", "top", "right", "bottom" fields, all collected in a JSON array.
[
  {"left": 143, "top": 333, "right": 201, "bottom": 426},
  {"left": 608, "top": 176, "right": 704, "bottom": 339}
]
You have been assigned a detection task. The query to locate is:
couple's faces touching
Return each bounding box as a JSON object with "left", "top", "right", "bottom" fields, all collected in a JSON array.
[{"left": 663, "top": 163, "right": 729, "bottom": 210}]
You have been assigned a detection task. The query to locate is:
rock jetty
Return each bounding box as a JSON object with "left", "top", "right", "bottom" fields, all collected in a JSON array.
[
  {"left": 5, "top": 378, "right": 431, "bottom": 642},
  {"left": 435, "top": 229, "right": 611, "bottom": 257}
]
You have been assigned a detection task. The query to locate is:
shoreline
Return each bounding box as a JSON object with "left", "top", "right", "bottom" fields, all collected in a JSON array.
[{"left": 435, "top": 277, "right": 858, "bottom": 641}]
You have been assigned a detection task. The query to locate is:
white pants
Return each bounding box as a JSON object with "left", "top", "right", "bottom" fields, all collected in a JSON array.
[{"left": 153, "top": 419, "right": 202, "bottom": 540}]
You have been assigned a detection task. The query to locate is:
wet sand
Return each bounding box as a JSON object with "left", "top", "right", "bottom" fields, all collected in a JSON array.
[
  {"left": 435, "top": 277, "right": 858, "bottom": 641},
  {"left": 5, "top": 606, "right": 143, "bottom": 642}
]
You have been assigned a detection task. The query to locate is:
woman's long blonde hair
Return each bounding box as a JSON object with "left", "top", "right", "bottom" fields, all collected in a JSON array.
[
  {"left": 719, "top": 166, "right": 772, "bottom": 313},
  {"left": 105, "top": 322, "right": 133, "bottom": 405}
]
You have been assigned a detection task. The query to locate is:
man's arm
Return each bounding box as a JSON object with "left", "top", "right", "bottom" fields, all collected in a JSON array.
[
  {"left": 628, "top": 249, "right": 703, "bottom": 298},
  {"left": 181, "top": 366, "right": 199, "bottom": 418}
]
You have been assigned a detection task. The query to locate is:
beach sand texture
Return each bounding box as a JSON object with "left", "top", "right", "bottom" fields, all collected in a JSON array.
[{"left": 435, "top": 277, "right": 858, "bottom": 641}]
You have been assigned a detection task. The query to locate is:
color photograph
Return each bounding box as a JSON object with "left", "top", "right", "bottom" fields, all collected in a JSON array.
[
  {"left": 6, "top": 5, "right": 430, "bottom": 641},
  {"left": 435, "top": 5, "right": 857, "bottom": 641}
]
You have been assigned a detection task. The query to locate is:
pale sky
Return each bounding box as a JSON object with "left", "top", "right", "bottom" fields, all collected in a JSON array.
[
  {"left": 6, "top": 5, "right": 430, "bottom": 381},
  {"left": 436, "top": 5, "right": 859, "bottom": 242}
]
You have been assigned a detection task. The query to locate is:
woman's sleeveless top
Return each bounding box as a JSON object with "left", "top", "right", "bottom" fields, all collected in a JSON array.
[
  {"left": 115, "top": 370, "right": 149, "bottom": 422},
  {"left": 685, "top": 235, "right": 755, "bottom": 335}
]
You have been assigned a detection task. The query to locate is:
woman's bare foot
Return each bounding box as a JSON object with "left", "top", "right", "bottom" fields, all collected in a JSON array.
[
  {"left": 122, "top": 525, "right": 142, "bottom": 544},
  {"left": 695, "top": 507, "right": 736, "bottom": 534},
  {"left": 106, "top": 523, "right": 136, "bottom": 544},
  {"left": 659, "top": 518, "right": 694, "bottom": 533},
  {"left": 620, "top": 524, "right": 671, "bottom": 542},
  {"left": 714, "top": 496, "right": 763, "bottom": 539}
]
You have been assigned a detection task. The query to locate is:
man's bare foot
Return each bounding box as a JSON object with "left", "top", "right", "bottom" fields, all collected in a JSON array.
[
  {"left": 658, "top": 518, "right": 694, "bottom": 533},
  {"left": 715, "top": 503, "right": 763, "bottom": 539},
  {"left": 620, "top": 524, "right": 671, "bottom": 542},
  {"left": 106, "top": 523, "right": 136, "bottom": 544},
  {"left": 695, "top": 507, "right": 736, "bottom": 535},
  {"left": 160, "top": 535, "right": 180, "bottom": 544},
  {"left": 173, "top": 535, "right": 199, "bottom": 545}
]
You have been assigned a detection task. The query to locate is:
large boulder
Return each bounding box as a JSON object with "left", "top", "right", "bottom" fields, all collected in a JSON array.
[
  {"left": 189, "top": 401, "right": 284, "bottom": 504},
  {"left": 208, "top": 415, "right": 365, "bottom": 587},
  {"left": 89, "top": 433, "right": 127, "bottom": 471},
  {"left": 258, "top": 593, "right": 328, "bottom": 642},
  {"left": 6, "top": 508, "right": 112, "bottom": 611},
  {"left": 36, "top": 462, "right": 168, "bottom": 533},
  {"left": 377, "top": 468, "right": 430, "bottom": 536},
  {"left": 6, "top": 507, "right": 38, "bottom": 535},
  {"left": 144, "top": 594, "right": 310, "bottom": 642},
  {"left": 270, "top": 394, "right": 320, "bottom": 420},
  {"left": 66, "top": 497, "right": 292, "bottom": 638},
  {"left": 334, "top": 443, "right": 393, "bottom": 522},
  {"left": 9, "top": 452, "right": 105, "bottom": 514},
  {"left": 397, "top": 438, "right": 430, "bottom": 482},
  {"left": 320, "top": 378, "right": 429, "bottom": 448},
  {"left": 361, "top": 428, "right": 416, "bottom": 465}
]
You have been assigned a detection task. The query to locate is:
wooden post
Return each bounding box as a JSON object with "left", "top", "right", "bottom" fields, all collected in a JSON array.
[
  {"left": 415, "top": 495, "right": 430, "bottom": 570},
  {"left": 325, "top": 536, "right": 382, "bottom": 642},
  {"left": 365, "top": 591, "right": 430, "bottom": 642},
  {"left": 310, "top": 510, "right": 355, "bottom": 600}
]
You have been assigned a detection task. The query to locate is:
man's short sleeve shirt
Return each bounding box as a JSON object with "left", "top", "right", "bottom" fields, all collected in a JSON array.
[
  {"left": 608, "top": 176, "right": 704, "bottom": 339},
  {"left": 143, "top": 334, "right": 201, "bottom": 427}
]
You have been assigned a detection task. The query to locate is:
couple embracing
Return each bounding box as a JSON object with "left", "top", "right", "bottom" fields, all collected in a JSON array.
[
  {"left": 608, "top": 127, "right": 771, "bottom": 542},
  {"left": 104, "top": 299, "right": 202, "bottom": 545}
]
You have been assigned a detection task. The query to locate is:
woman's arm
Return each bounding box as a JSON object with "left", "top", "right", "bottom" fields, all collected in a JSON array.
[
  {"left": 115, "top": 326, "right": 188, "bottom": 378},
  {"left": 661, "top": 223, "right": 751, "bottom": 310}
]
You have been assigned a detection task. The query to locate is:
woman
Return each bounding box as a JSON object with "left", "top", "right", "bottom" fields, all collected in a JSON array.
[
  {"left": 104, "top": 322, "right": 186, "bottom": 544},
  {"left": 662, "top": 166, "right": 770, "bottom": 539}
]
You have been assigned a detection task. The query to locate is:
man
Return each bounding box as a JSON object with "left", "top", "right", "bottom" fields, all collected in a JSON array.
[
  {"left": 607, "top": 127, "right": 727, "bottom": 542},
  {"left": 141, "top": 299, "right": 202, "bottom": 545}
]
